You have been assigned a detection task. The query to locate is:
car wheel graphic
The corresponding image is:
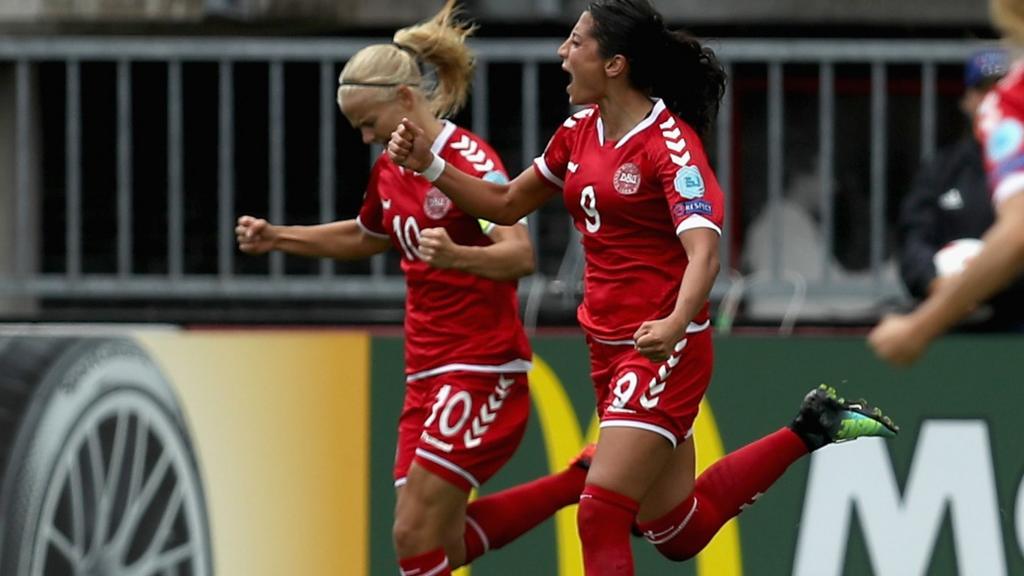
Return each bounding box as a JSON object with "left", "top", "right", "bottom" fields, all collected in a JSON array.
[{"left": 0, "top": 337, "right": 212, "bottom": 576}]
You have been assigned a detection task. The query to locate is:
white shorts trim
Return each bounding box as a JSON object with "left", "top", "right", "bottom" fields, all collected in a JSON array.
[
  {"left": 993, "top": 171, "right": 1024, "bottom": 207},
  {"left": 591, "top": 320, "right": 711, "bottom": 346},
  {"left": 406, "top": 359, "right": 532, "bottom": 383},
  {"left": 676, "top": 215, "right": 722, "bottom": 237},
  {"left": 414, "top": 448, "right": 480, "bottom": 488},
  {"left": 356, "top": 216, "right": 389, "bottom": 239},
  {"left": 600, "top": 420, "right": 678, "bottom": 448},
  {"left": 394, "top": 477, "right": 408, "bottom": 488},
  {"left": 533, "top": 157, "right": 565, "bottom": 189}
]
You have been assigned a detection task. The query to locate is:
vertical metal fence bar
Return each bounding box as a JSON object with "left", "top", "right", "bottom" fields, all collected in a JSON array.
[
  {"left": 319, "top": 60, "right": 336, "bottom": 278},
  {"left": 819, "top": 62, "right": 835, "bottom": 283},
  {"left": 522, "top": 61, "right": 540, "bottom": 269},
  {"left": 15, "top": 61, "right": 31, "bottom": 278},
  {"left": 168, "top": 61, "right": 184, "bottom": 279},
  {"left": 117, "top": 60, "right": 133, "bottom": 277},
  {"left": 768, "top": 61, "right": 784, "bottom": 281},
  {"left": 269, "top": 61, "right": 285, "bottom": 278},
  {"left": 219, "top": 60, "right": 235, "bottom": 279},
  {"left": 472, "top": 61, "right": 489, "bottom": 140},
  {"left": 66, "top": 60, "right": 81, "bottom": 279},
  {"left": 716, "top": 62, "right": 733, "bottom": 276},
  {"left": 871, "top": 62, "right": 888, "bottom": 285},
  {"left": 369, "top": 143, "right": 386, "bottom": 279},
  {"left": 920, "top": 62, "right": 937, "bottom": 162}
]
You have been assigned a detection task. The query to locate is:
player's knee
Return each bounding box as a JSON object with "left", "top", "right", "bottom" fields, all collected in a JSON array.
[{"left": 392, "top": 508, "right": 434, "bottom": 556}]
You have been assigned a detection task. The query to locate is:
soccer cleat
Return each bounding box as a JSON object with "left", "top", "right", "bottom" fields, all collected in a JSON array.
[
  {"left": 789, "top": 384, "right": 899, "bottom": 451},
  {"left": 569, "top": 443, "right": 597, "bottom": 471}
]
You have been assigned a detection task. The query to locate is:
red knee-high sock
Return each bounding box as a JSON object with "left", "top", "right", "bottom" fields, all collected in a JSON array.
[
  {"left": 462, "top": 465, "right": 588, "bottom": 564},
  {"left": 399, "top": 548, "right": 451, "bottom": 576},
  {"left": 637, "top": 427, "right": 807, "bottom": 560},
  {"left": 577, "top": 485, "right": 639, "bottom": 576}
]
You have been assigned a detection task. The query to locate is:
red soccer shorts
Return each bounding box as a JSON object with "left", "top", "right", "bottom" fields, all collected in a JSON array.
[
  {"left": 394, "top": 370, "right": 529, "bottom": 492},
  {"left": 587, "top": 327, "right": 712, "bottom": 446}
]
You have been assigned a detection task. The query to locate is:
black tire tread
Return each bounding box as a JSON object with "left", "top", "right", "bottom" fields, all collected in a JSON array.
[{"left": 0, "top": 338, "right": 78, "bottom": 492}]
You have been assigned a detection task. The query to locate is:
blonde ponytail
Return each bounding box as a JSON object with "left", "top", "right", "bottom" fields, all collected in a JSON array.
[
  {"left": 338, "top": 0, "right": 476, "bottom": 119},
  {"left": 993, "top": 0, "right": 1024, "bottom": 45}
]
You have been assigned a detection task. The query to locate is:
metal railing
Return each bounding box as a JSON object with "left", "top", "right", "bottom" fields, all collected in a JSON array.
[{"left": 0, "top": 37, "right": 991, "bottom": 322}]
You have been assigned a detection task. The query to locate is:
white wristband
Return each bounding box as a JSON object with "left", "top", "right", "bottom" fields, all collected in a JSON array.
[{"left": 420, "top": 153, "right": 446, "bottom": 183}]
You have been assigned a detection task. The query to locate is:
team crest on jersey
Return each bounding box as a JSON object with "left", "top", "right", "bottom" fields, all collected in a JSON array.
[
  {"left": 674, "top": 165, "right": 705, "bottom": 199},
  {"left": 613, "top": 163, "right": 641, "bottom": 195},
  {"left": 423, "top": 188, "right": 453, "bottom": 220},
  {"left": 987, "top": 118, "right": 1024, "bottom": 163}
]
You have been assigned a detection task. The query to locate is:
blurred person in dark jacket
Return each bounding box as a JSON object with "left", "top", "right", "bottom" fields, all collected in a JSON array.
[{"left": 898, "top": 47, "right": 1024, "bottom": 331}]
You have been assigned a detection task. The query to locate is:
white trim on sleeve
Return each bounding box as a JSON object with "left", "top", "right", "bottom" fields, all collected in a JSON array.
[
  {"left": 431, "top": 120, "right": 458, "bottom": 154},
  {"left": 993, "top": 171, "right": 1024, "bottom": 207},
  {"left": 533, "top": 157, "right": 565, "bottom": 189},
  {"left": 676, "top": 215, "right": 722, "bottom": 237}
]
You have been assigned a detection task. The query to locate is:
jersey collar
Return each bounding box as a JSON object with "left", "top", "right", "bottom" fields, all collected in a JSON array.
[
  {"left": 431, "top": 120, "right": 458, "bottom": 154},
  {"left": 596, "top": 98, "right": 667, "bottom": 149}
]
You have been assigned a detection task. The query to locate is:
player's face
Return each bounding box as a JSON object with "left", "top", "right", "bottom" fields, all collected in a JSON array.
[
  {"left": 339, "top": 87, "right": 409, "bottom": 145},
  {"left": 557, "top": 12, "right": 608, "bottom": 105}
]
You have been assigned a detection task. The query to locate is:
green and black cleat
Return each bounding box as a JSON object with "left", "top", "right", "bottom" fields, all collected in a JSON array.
[{"left": 790, "top": 384, "right": 899, "bottom": 451}]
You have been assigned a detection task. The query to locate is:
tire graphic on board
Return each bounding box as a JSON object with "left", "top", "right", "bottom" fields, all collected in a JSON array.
[{"left": 0, "top": 337, "right": 212, "bottom": 576}]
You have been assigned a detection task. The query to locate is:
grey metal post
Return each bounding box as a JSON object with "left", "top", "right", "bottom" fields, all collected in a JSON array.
[
  {"left": 768, "top": 61, "right": 784, "bottom": 281},
  {"left": 66, "top": 60, "right": 82, "bottom": 278},
  {"left": 819, "top": 62, "right": 835, "bottom": 283},
  {"left": 716, "top": 62, "right": 733, "bottom": 276},
  {"left": 269, "top": 60, "right": 285, "bottom": 278},
  {"left": 319, "top": 60, "right": 336, "bottom": 278},
  {"left": 871, "top": 62, "right": 887, "bottom": 286},
  {"left": 117, "top": 60, "right": 133, "bottom": 277},
  {"left": 168, "top": 61, "right": 184, "bottom": 279},
  {"left": 219, "top": 60, "right": 235, "bottom": 279}
]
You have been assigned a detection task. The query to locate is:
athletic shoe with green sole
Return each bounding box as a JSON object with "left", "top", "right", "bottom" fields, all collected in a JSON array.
[{"left": 790, "top": 384, "right": 899, "bottom": 451}]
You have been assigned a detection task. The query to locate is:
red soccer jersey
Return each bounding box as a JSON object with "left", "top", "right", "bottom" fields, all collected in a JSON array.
[
  {"left": 976, "top": 60, "right": 1024, "bottom": 207},
  {"left": 357, "top": 121, "right": 532, "bottom": 377},
  {"left": 533, "top": 100, "right": 725, "bottom": 341}
]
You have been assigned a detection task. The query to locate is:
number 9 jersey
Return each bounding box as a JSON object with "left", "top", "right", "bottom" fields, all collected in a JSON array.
[{"left": 533, "top": 99, "right": 726, "bottom": 342}]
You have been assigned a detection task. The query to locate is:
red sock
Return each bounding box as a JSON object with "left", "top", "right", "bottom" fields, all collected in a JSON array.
[
  {"left": 463, "top": 465, "right": 588, "bottom": 563},
  {"left": 398, "top": 548, "right": 451, "bottom": 576},
  {"left": 577, "top": 484, "right": 639, "bottom": 576},
  {"left": 637, "top": 427, "right": 807, "bottom": 560}
]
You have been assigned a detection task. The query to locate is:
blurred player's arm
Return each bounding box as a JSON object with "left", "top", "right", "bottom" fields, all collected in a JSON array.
[
  {"left": 913, "top": 192, "right": 1024, "bottom": 332},
  {"left": 236, "top": 216, "right": 391, "bottom": 260},
  {"left": 418, "top": 223, "right": 535, "bottom": 280},
  {"left": 899, "top": 163, "right": 944, "bottom": 298},
  {"left": 389, "top": 119, "right": 557, "bottom": 224},
  {"left": 870, "top": 192, "right": 1024, "bottom": 365}
]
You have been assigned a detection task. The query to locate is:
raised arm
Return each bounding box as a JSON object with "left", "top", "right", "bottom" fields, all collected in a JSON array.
[
  {"left": 417, "top": 222, "right": 535, "bottom": 281},
  {"left": 236, "top": 216, "right": 391, "bottom": 260},
  {"left": 388, "top": 118, "right": 557, "bottom": 224}
]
